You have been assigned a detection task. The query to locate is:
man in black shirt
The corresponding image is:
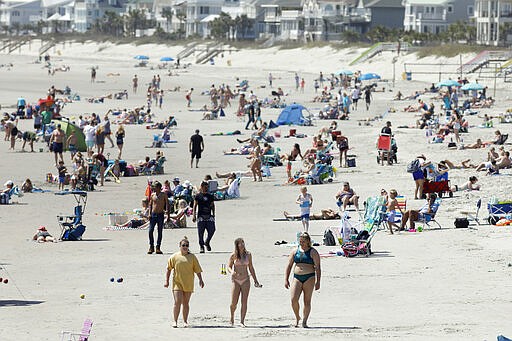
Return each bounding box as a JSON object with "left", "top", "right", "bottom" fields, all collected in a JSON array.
[
  {"left": 193, "top": 181, "right": 215, "bottom": 253},
  {"left": 189, "top": 129, "right": 204, "bottom": 168},
  {"left": 381, "top": 121, "right": 392, "bottom": 135}
]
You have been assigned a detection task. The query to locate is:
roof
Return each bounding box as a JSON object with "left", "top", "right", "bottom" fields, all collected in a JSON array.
[
  {"left": 365, "top": 0, "right": 404, "bottom": 8},
  {"left": 403, "top": 0, "right": 450, "bottom": 5},
  {"left": 41, "top": 0, "right": 73, "bottom": 7},
  {"left": 200, "top": 14, "right": 219, "bottom": 22}
]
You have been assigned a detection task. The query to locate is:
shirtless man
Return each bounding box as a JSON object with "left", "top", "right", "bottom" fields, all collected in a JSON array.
[
  {"left": 385, "top": 189, "right": 404, "bottom": 234},
  {"left": 49, "top": 123, "right": 65, "bottom": 166},
  {"left": 66, "top": 130, "right": 78, "bottom": 159},
  {"left": 147, "top": 181, "right": 170, "bottom": 255}
]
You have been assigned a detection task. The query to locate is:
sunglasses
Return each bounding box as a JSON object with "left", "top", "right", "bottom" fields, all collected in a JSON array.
[{"left": 181, "top": 244, "right": 189, "bottom": 247}]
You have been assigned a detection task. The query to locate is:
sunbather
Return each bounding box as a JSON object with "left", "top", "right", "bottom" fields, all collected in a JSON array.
[
  {"left": 283, "top": 208, "right": 340, "bottom": 220},
  {"left": 335, "top": 182, "right": 359, "bottom": 211},
  {"left": 438, "top": 159, "right": 473, "bottom": 170},
  {"left": 33, "top": 226, "right": 55, "bottom": 243},
  {"left": 281, "top": 143, "right": 303, "bottom": 161},
  {"left": 451, "top": 176, "right": 480, "bottom": 192},
  {"left": 118, "top": 198, "right": 150, "bottom": 228}
]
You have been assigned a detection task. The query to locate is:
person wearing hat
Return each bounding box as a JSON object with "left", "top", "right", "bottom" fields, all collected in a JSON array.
[
  {"left": 381, "top": 121, "right": 392, "bottom": 135},
  {"left": 148, "top": 181, "right": 170, "bottom": 254},
  {"left": 33, "top": 226, "right": 55, "bottom": 243},
  {"left": 192, "top": 181, "right": 216, "bottom": 253},
  {"left": 189, "top": 129, "right": 204, "bottom": 168},
  {"left": 49, "top": 123, "right": 65, "bottom": 166}
]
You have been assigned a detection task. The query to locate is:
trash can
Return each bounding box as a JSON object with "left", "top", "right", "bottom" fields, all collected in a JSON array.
[{"left": 406, "top": 72, "right": 412, "bottom": 81}]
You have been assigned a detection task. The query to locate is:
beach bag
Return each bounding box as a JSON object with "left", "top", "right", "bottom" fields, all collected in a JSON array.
[
  {"left": 62, "top": 224, "right": 86, "bottom": 241},
  {"left": 407, "top": 159, "right": 421, "bottom": 173},
  {"left": 454, "top": 218, "right": 469, "bottom": 228},
  {"left": 125, "top": 165, "right": 136, "bottom": 177},
  {"left": 356, "top": 230, "right": 370, "bottom": 241},
  {"left": 323, "top": 229, "right": 336, "bottom": 246}
]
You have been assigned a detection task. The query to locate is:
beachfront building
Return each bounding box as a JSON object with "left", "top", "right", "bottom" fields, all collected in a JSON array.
[
  {"left": 366, "top": 0, "right": 404, "bottom": 29},
  {"left": 41, "top": 0, "right": 75, "bottom": 32},
  {"left": 0, "top": 0, "right": 42, "bottom": 28},
  {"left": 402, "top": 0, "right": 474, "bottom": 34},
  {"left": 74, "top": 0, "right": 125, "bottom": 32},
  {"left": 182, "top": 0, "right": 223, "bottom": 37},
  {"left": 474, "top": 0, "right": 512, "bottom": 46}
]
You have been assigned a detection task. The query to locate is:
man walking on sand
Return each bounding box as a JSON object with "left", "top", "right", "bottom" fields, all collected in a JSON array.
[
  {"left": 132, "top": 75, "right": 138, "bottom": 94},
  {"left": 148, "top": 181, "right": 170, "bottom": 255},
  {"left": 193, "top": 181, "right": 216, "bottom": 254},
  {"left": 189, "top": 129, "right": 204, "bottom": 168},
  {"left": 186, "top": 88, "right": 194, "bottom": 107}
]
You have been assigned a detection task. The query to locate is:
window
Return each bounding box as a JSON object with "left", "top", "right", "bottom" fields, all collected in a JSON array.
[
  {"left": 12, "top": 10, "right": 20, "bottom": 16},
  {"left": 468, "top": 6, "right": 474, "bottom": 16},
  {"left": 447, "top": 5, "right": 453, "bottom": 13},
  {"left": 199, "top": 6, "right": 209, "bottom": 15}
]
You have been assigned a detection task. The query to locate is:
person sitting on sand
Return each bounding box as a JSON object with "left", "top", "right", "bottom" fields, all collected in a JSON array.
[
  {"left": 400, "top": 193, "right": 438, "bottom": 231},
  {"left": 451, "top": 176, "right": 480, "bottom": 192},
  {"left": 21, "top": 178, "right": 33, "bottom": 193},
  {"left": 33, "top": 226, "right": 55, "bottom": 243},
  {"left": 118, "top": 198, "right": 150, "bottom": 229},
  {"left": 281, "top": 143, "right": 303, "bottom": 162},
  {"left": 168, "top": 199, "right": 189, "bottom": 228},
  {"left": 283, "top": 208, "right": 340, "bottom": 220},
  {"left": 393, "top": 91, "right": 403, "bottom": 100},
  {"left": 236, "top": 122, "right": 268, "bottom": 143}
]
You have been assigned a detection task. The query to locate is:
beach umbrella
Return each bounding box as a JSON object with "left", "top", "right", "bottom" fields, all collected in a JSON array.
[
  {"left": 359, "top": 73, "right": 381, "bottom": 81},
  {"left": 134, "top": 55, "right": 149, "bottom": 60},
  {"left": 436, "top": 79, "right": 460, "bottom": 88},
  {"left": 160, "top": 57, "right": 174, "bottom": 62},
  {"left": 461, "top": 83, "right": 484, "bottom": 91},
  {"left": 335, "top": 69, "right": 353, "bottom": 76}
]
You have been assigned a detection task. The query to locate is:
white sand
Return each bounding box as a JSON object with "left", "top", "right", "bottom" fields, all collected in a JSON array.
[{"left": 1, "top": 41, "right": 512, "bottom": 340}]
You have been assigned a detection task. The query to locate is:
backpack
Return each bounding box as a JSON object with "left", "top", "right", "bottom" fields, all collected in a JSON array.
[
  {"left": 323, "top": 229, "right": 336, "bottom": 246},
  {"left": 407, "top": 159, "right": 421, "bottom": 173},
  {"left": 62, "top": 224, "right": 86, "bottom": 241}
]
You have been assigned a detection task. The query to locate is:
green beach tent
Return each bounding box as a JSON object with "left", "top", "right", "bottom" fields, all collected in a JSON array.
[{"left": 51, "top": 119, "right": 86, "bottom": 152}]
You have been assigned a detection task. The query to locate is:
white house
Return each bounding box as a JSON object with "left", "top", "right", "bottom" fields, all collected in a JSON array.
[
  {"left": 403, "top": 0, "right": 474, "bottom": 34},
  {"left": 474, "top": 0, "right": 512, "bottom": 45},
  {"left": 0, "top": 0, "right": 42, "bottom": 28},
  {"left": 41, "top": 0, "right": 75, "bottom": 32},
  {"left": 182, "top": 0, "right": 223, "bottom": 37},
  {"left": 74, "top": 0, "right": 124, "bottom": 33}
]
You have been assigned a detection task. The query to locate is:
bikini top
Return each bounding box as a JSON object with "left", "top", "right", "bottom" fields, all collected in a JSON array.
[{"left": 294, "top": 247, "right": 314, "bottom": 265}]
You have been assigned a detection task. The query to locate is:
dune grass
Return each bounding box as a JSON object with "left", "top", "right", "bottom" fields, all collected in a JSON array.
[{"left": 415, "top": 43, "right": 504, "bottom": 58}]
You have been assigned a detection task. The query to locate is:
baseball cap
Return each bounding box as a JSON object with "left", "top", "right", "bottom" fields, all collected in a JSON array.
[{"left": 4, "top": 180, "right": 13, "bottom": 187}]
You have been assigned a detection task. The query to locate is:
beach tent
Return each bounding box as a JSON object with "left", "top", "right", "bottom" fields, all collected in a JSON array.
[
  {"left": 51, "top": 119, "right": 86, "bottom": 152},
  {"left": 276, "top": 104, "right": 309, "bottom": 126}
]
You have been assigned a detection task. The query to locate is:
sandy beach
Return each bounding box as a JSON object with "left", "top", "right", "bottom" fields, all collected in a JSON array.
[{"left": 1, "top": 41, "right": 512, "bottom": 340}]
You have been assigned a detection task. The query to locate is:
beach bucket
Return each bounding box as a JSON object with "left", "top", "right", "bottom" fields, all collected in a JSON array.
[
  {"left": 39, "top": 148, "right": 44, "bottom": 152},
  {"left": 289, "top": 129, "right": 296, "bottom": 137},
  {"left": 274, "top": 131, "right": 281, "bottom": 138}
]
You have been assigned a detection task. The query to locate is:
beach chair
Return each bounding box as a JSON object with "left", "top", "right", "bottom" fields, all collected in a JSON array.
[
  {"left": 152, "top": 156, "right": 166, "bottom": 174},
  {"left": 262, "top": 148, "right": 283, "bottom": 167},
  {"left": 341, "top": 196, "right": 386, "bottom": 257},
  {"left": 376, "top": 133, "right": 392, "bottom": 165},
  {"left": 487, "top": 200, "right": 512, "bottom": 225},
  {"left": 460, "top": 198, "right": 482, "bottom": 226},
  {"left": 416, "top": 198, "right": 442, "bottom": 229},
  {"left": 61, "top": 318, "right": 93, "bottom": 341},
  {"left": 0, "top": 185, "right": 22, "bottom": 205}
]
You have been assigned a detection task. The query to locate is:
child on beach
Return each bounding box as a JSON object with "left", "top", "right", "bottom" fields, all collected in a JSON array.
[
  {"left": 296, "top": 186, "right": 313, "bottom": 232},
  {"left": 57, "top": 161, "right": 67, "bottom": 190},
  {"left": 385, "top": 189, "right": 404, "bottom": 234}
]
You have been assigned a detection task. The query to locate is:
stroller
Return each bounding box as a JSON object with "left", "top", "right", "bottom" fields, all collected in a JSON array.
[
  {"left": 376, "top": 134, "right": 397, "bottom": 164},
  {"left": 341, "top": 196, "right": 386, "bottom": 257},
  {"left": 55, "top": 190, "right": 87, "bottom": 241}
]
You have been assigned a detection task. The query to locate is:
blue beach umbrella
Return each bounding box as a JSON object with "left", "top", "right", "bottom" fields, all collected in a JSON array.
[
  {"left": 436, "top": 79, "right": 460, "bottom": 88},
  {"left": 335, "top": 69, "right": 353, "bottom": 76},
  {"left": 359, "top": 73, "right": 381, "bottom": 81},
  {"left": 134, "top": 55, "right": 149, "bottom": 60},
  {"left": 160, "top": 57, "right": 174, "bottom": 62},
  {"left": 461, "top": 83, "right": 484, "bottom": 91}
]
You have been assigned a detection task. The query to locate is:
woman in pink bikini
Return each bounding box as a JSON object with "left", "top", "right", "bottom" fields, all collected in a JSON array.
[{"left": 227, "top": 238, "right": 261, "bottom": 327}]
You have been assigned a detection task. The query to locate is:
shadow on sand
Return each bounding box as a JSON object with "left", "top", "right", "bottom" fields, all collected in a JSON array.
[{"left": 0, "top": 300, "right": 45, "bottom": 307}]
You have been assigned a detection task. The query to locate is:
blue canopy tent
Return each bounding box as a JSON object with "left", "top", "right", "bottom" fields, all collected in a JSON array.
[{"left": 276, "top": 104, "right": 311, "bottom": 126}]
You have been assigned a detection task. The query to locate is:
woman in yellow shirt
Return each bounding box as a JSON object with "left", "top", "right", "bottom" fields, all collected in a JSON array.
[{"left": 164, "top": 237, "right": 204, "bottom": 328}]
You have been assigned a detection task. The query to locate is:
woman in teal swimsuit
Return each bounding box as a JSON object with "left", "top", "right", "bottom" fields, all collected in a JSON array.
[{"left": 285, "top": 232, "right": 321, "bottom": 328}]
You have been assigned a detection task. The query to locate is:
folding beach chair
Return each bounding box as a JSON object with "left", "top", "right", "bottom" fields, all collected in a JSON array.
[
  {"left": 61, "top": 318, "right": 93, "bottom": 341},
  {"left": 377, "top": 133, "right": 392, "bottom": 165},
  {"left": 416, "top": 198, "right": 442, "bottom": 229},
  {"left": 460, "top": 198, "right": 482, "bottom": 226}
]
